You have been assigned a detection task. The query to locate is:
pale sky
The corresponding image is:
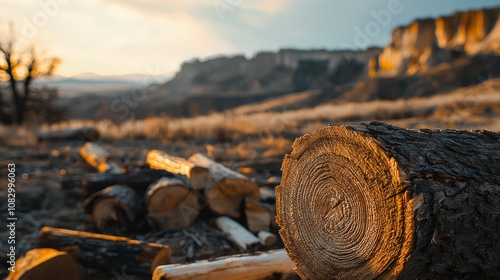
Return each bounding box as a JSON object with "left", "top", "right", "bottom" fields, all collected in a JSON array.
[{"left": 1, "top": 0, "right": 498, "bottom": 77}]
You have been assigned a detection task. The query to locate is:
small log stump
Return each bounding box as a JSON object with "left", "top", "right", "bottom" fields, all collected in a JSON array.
[
  {"left": 146, "top": 177, "right": 200, "bottom": 230},
  {"left": 39, "top": 227, "right": 172, "bottom": 275},
  {"left": 277, "top": 122, "right": 500, "bottom": 279},
  {"left": 189, "top": 153, "right": 259, "bottom": 218},
  {"left": 83, "top": 185, "right": 138, "bottom": 234},
  {"left": 245, "top": 198, "right": 272, "bottom": 233},
  {"left": 7, "top": 248, "right": 82, "bottom": 280}
]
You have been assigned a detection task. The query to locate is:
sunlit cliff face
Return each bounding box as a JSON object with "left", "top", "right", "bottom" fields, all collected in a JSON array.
[{"left": 370, "top": 8, "right": 500, "bottom": 77}]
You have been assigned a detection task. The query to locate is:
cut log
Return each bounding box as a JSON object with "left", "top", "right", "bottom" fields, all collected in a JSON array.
[
  {"left": 245, "top": 198, "right": 272, "bottom": 233},
  {"left": 39, "top": 227, "right": 172, "bottom": 275},
  {"left": 38, "top": 127, "right": 100, "bottom": 142},
  {"left": 189, "top": 153, "right": 259, "bottom": 218},
  {"left": 146, "top": 150, "right": 211, "bottom": 190},
  {"left": 81, "top": 169, "right": 173, "bottom": 198},
  {"left": 83, "top": 185, "right": 138, "bottom": 234},
  {"left": 79, "top": 142, "right": 123, "bottom": 174},
  {"left": 215, "top": 216, "right": 261, "bottom": 252},
  {"left": 276, "top": 121, "right": 500, "bottom": 279},
  {"left": 257, "top": 231, "right": 277, "bottom": 247},
  {"left": 146, "top": 177, "right": 200, "bottom": 230},
  {"left": 153, "top": 249, "right": 296, "bottom": 280},
  {"left": 7, "top": 248, "right": 82, "bottom": 280}
]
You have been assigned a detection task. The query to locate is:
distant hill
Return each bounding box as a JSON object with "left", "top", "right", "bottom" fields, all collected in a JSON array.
[{"left": 37, "top": 73, "right": 171, "bottom": 97}]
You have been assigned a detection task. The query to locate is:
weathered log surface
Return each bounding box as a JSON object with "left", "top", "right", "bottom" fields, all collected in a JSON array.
[
  {"left": 39, "top": 227, "right": 172, "bottom": 275},
  {"left": 7, "top": 248, "right": 82, "bottom": 280},
  {"left": 189, "top": 153, "right": 259, "bottom": 218},
  {"left": 79, "top": 142, "right": 123, "bottom": 174},
  {"left": 146, "top": 177, "right": 200, "bottom": 230},
  {"left": 81, "top": 169, "right": 173, "bottom": 198},
  {"left": 215, "top": 216, "right": 262, "bottom": 252},
  {"left": 277, "top": 122, "right": 500, "bottom": 279},
  {"left": 38, "top": 127, "right": 100, "bottom": 142},
  {"left": 83, "top": 185, "right": 138, "bottom": 234},
  {"left": 153, "top": 249, "right": 296, "bottom": 280},
  {"left": 147, "top": 150, "right": 211, "bottom": 190}
]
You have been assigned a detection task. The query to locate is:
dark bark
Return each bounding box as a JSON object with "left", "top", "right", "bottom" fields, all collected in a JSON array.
[
  {"left": 81, "top": 169, "right": 173, "bottom": 198},
  {"left": 351, "top": 122, "right": 500, "bottom": 279},
  {"left": 83, "top": 185, "right": 139, "bottom": 234},
  {"left": 277, "top": 121, "right": 500, "bottom": 279},
  {"left": 39, "top": 227, "right": 172, "bottom": 275},
  {"left": 38, "top": 127, "right": 100, "bottom": 142}
]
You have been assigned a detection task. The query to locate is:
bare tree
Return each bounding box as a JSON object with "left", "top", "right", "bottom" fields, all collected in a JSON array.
[{"left": 0, "top": 25, "right": 60, "bottom": 124}]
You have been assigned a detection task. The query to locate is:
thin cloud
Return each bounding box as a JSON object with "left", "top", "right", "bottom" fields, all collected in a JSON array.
[{"left": 103, "top": 0, "right": 286, "bottom": 17}]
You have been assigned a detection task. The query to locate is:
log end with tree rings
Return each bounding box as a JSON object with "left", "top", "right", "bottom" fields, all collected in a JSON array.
[
  {"left": 276, "top": 125, "right": 414, "bottom": 279},
  {"left": 206, "top": 178, "right": 260, "bottom": 219},
  {"left": 146, "top": 177, "right": 200, "bottom": 230}
]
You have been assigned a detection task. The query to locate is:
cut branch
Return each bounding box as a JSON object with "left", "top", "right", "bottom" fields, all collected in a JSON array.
[
  {"left": 79, "top": 142, "right": 123, "bottom": 174},
  {"left": 146, "top": 150, "right": 211, "bottom": 190},
  {"left": 257, "top": 231, "right": 278, "bottom": 247},
  {"left": 215, "top": 216, "right": 261, "bottom": 252},
  {"left": 39, "top": 227, "right": 172, "bottom": 275},
  {"left": 152, "top": 249, "right": 296, "bottom": 280},
  {"left": 276, "top": 122, "right": 500, "bottom": 279}
]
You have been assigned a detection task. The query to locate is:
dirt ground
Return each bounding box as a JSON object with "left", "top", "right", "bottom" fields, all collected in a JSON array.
[
  {"left": 0, "top": 137, "right": 288, "bottom": 279},
  {"left": 1, "top": 100, "right": 499, "bottom": 279}
]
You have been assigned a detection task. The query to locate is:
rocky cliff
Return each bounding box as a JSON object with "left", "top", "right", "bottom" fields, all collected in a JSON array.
[
  {"left": 371, "top": 8, "right": 500, "bottom": 76},
  {"left": 157, "top": 48, "right": 381, "bottom": 99}
]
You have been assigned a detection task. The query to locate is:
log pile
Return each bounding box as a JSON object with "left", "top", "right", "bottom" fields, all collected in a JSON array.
[
  {"left": 10, "top": 135, "right": 284, "bottom": 279},
  {"left": 188, "top": 153, "right": 260, "bottom": 219},
  {"left": 277, "top": 122, "right": 500, "bottom": 279}
]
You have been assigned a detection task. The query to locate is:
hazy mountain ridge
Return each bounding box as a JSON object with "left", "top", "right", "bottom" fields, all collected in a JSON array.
[
  {"left": 156, "top": 48, "right": 381, "bottom": 99},
  {"left": 37, "top": 73, "right": 170, "bottom": 97}
]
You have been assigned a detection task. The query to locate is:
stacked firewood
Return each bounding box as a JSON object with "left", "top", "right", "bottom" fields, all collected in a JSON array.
[{"left": 9, "top": 130, "right": 293, "bottom": 280}]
